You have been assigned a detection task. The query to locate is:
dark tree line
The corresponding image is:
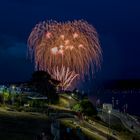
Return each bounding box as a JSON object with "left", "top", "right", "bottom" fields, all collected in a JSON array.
[{"left": 30, "top": 71, "right": 60, "bottom": 104}]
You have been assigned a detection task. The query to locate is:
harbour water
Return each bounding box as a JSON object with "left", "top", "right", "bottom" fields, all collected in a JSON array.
[{"left": 89, "top": 91, "right": 140, "bottom": 116}]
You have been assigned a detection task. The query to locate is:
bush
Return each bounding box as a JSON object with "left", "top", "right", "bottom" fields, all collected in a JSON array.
[
  {"left": 72, "top": 99, "right": 97, "bottom": 117},
  {"left": 72, "top": 103, "right": 82, "bottom": 112},
  {"left": 28, "top": 100, "right": 46, "bottom": 108}
]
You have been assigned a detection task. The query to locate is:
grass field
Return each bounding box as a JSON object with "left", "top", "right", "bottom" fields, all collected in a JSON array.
[{"left": 0, "top": 107, "right": 50, "bottom": 140}]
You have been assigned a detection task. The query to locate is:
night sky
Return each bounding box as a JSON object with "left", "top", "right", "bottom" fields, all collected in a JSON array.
[{"left": 0, "top": 0, "right": 140, "bottom": 84}]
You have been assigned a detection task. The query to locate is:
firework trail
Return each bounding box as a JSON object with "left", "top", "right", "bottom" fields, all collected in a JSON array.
[{"left": 28, "top": 20, "right": 102, "bottom": 90}]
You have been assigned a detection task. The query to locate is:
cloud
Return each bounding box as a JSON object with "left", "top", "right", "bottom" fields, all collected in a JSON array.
[
  {"left": 0, "top": 34, "right": 33, "bottom": 83},
  {"left": 0, "top": 0, "right": 139, "bottom": 83},
  {"left": 0, "top": 35, "right": 15, "bottom": 49},
  {"left": 0, "top": 34, "right": 26, "bottom": 57},
  {"left": 6, "top": 42, "right": 26, "bottom": 58}
]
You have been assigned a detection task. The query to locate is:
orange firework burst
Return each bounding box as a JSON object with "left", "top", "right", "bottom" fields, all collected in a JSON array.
[{"left": 28, "top": 20, "right": 102, "bottom": 90}]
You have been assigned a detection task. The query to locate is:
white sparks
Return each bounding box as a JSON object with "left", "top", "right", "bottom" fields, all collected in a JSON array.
[{"left": 51, "top": 47, "right": 58, "bottom": 54}]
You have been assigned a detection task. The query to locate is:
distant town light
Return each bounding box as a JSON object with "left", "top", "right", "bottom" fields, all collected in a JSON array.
[{"left": 12, "top": 85, "right": 15, "bottom": 90}]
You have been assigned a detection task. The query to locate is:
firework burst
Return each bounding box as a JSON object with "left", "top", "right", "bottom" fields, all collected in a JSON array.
[
  {"left": 48, "top": 66, "right": 79, "bottom": 90},
  {"left": 28, "top": 20, "right": 102, "bottom": 90}
]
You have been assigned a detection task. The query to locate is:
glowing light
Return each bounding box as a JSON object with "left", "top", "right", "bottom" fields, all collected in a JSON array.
[
  {"left": 59, "top": 45, "right": 64, "bottom": 49},
  {"left": 69, "top": 96, "right": 72, "bottom": 99},
  {"left": 70, "top": 45, "right": 74, "bottom": 50},
  {"left": 108, "top": 110, "right": 111, "bottom": 114},
  {"left": 64, "top": 40, "right": 70, "bottom": 45},
  {"left": 28, "top": 20, "right": 102, "bottom": 90},
  {"left": 46, "top": 32, "right": 51, "bottom": 39},
  {"left": 60, "top": 35, "right": 65, "bottom": 39},
  {"left": 73, "top": 33, "right": 78, "bottom": 38},
  {"left": 51, "top": 47, "right": 58, "bottom": 54},
  {"left": 78, "top": 44, "right": 84, "bottom": 49},
  {"left": 49, "top": 66, "right": 79, "bottom": 90},
  {"left": 12, "top": 85, "right": 15, "bottom": 90}
]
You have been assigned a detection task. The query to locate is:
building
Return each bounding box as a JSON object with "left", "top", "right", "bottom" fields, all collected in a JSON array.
[{"left": 103, "top": 103, "right": 112, "bottom": 112}]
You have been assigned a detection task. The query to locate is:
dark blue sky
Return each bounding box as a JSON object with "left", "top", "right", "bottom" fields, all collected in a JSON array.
[{"left": 0, "top": 0, "right": 140, "bottom": 83}]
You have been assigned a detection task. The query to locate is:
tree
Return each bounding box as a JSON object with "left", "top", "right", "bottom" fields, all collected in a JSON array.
[
  {"left": 72, "top": 103, "right": 82, "bottom": 111},
  {"left": 30, "top": 71, "right": 60, "bottom": 104},
  {"left": 73, "top": 99, "right": 97, "bottom": 116},
  {"left": 3, "top": 91, "right": 9, "bottom": 104}
]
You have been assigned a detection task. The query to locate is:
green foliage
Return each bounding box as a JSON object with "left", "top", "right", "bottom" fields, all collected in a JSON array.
[
  {"left": 72, "top": 103, "right": 82, "bottom": 112},
  {"left": 28, "top": 100, "right": 46, "bottom": 108},
  {"left": 72, "top": 99, "right": 97, "bottom": 116},
  {"left": 81, "top": 99, "right": 97, "bottom": 116},
  {"left": 3, "top": 92, "right": 9, "bottom": 101}
]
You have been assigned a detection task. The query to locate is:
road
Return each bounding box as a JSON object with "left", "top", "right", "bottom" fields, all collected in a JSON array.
[
  {"left": 59, "top": 117, "right": 107, "bottom": 140},
  {"left": 82, "top": 120, "right": 118, "bottom": 140},
  {"left": 49, "top": 111, "right": 118, "bottom": 140},
  {"left": 111, "top": 110, "right": 140, "bottom": 134}
]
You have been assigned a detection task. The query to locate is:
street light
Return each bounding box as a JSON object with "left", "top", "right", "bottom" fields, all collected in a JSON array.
[
  {"left": 108, "top": 110, "right": 111, "bottom": 137},
  {"left": 12, "top": 85, "right": 15, "bottom": 90},
  {"left": 11, "top": 85, "right": 15, "bottom": 105},
  {"left": 71, "top": 93, "right": 74, "bottom": 97}
]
